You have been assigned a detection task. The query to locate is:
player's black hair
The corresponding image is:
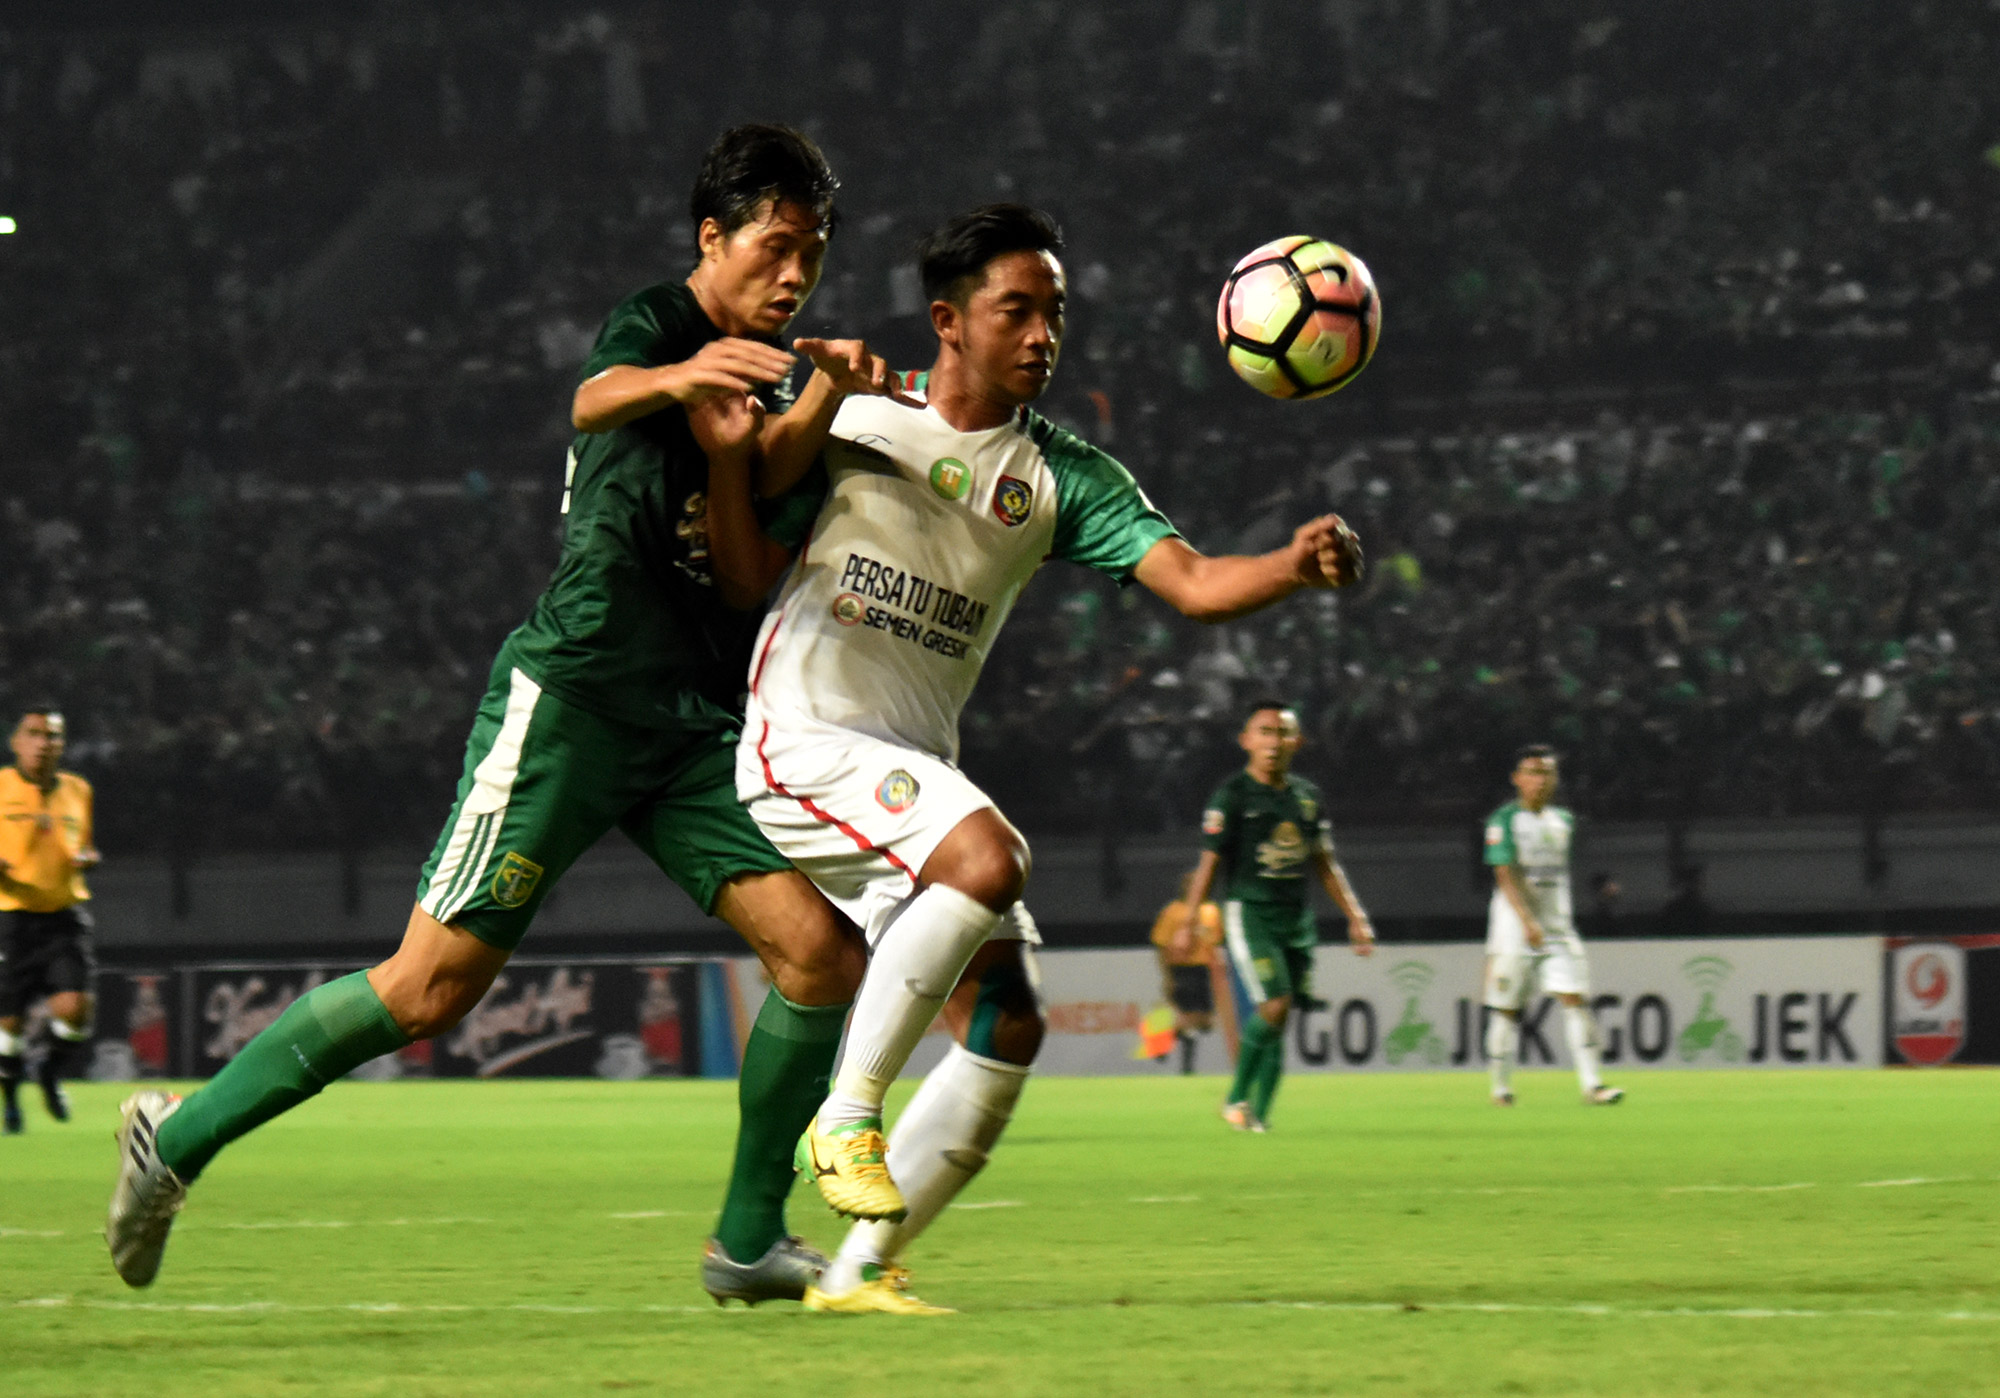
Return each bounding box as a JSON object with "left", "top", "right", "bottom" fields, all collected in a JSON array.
[
  {"left": 918, "top": 204, "right": 1065, "bottom": 307},
  {"left": 1244, "top": 697, "right": 1298, "bottom": 725},
  {"left": 1514, "top": 743, "right": 1558, "bottom": 766},
  {"left": 688, "top": 124, "right": 840, "bottom": 241},
  {"left": 17, "top": 702, "right": 64, "bottom": 722}
]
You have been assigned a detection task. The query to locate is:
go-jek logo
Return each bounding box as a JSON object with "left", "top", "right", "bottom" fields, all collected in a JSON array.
[
  {"left": 1383, "top": 961, "right": 1447, "bottom": 1066},
  {"left": 1676, "top": 957, "right": 1745, "bottom": 1062}
]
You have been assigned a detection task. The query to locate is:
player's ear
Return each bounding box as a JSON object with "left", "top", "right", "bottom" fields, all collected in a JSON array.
[
  {"left": 696, "top": 217, "right": 727, "bottom": 263},
  {"left": 930, "top": 298, "right": 960, "bottom": 347}
]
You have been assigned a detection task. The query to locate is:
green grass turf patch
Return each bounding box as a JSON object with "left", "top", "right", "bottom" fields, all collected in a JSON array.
[{"left": 4, "top": 1071, "right": 1996, "bottom": 1396}]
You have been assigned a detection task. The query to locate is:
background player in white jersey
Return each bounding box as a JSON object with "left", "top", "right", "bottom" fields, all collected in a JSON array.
[
  {"left": 710, "top": 205, "right": 1363, "bottom": 1313},
  {"left": 1483, "top": 744, "right": 1624, "bottom": 1106}
]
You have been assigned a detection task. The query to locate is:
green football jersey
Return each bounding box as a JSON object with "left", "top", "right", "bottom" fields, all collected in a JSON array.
[
  {"left": 1201, "top": 770, "right": 1333, "bottom": 908},
  {"left": 497, "top": 281, "right": 816, "bottom": 729}
]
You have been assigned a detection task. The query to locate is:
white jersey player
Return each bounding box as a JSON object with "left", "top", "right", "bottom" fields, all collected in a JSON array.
[
  {"left": 715, "top": 205, "right": 1363, "bottom": 1314},
  {"left": 1482, "top": 745, "right": 1623, "bottom": 1106}
]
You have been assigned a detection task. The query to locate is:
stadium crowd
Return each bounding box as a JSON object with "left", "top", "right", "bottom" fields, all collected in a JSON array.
[{"left": 3, "top": 0, "right": 1998, "bottom": 852}]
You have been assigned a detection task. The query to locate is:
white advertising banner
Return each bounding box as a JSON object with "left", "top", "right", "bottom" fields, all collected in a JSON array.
[{"left": 728, "top": 937, "right": 1884, "bottom": 1077}]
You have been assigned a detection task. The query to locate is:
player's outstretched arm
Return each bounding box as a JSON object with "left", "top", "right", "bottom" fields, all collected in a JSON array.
[
  {"left": 572, "top": 339, "right": 798, "bottom": 434},
  {"left": 1313, "top": 846, "right": 1374, "bottom": 956},
  {"left": 755, "top": 338, "right": 915, "bottom": 495},
  {"left": 688, "top": 393, "right": 795, "bottom": 610},
  {"left": 1132, "top": 516, "right": 1363, "bottom": 623}
]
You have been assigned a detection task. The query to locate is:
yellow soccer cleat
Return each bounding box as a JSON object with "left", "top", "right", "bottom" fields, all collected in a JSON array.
[
  {"left": 795, "top": 1113, "right": 907, "bottom": 1222},
  {"left": 804, "top": 1264, "right": 954, "bottom": 1316}
]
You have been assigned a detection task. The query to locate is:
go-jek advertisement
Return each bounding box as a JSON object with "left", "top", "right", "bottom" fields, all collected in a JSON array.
[{"left": 909, "top": 938, "right": 1888, "bottom": 1077}]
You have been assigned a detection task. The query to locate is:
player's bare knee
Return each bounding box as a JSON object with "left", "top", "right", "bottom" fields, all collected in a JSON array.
[
  {"left": 925, "top": 811, "right": 1032, "bottom": 910},
  {"left": 948, "top": 836, "right": 1030, "bottom": 909},
  {"left": 765, "top": 931, "right": 866, "bottom": 1006}
]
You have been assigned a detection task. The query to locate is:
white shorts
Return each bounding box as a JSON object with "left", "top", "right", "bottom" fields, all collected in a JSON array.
[
  {"left": 737, "top": 717, "right": 1038, "bottom": 948},
  {"left": 1484, "top": 945, "right": 1591, "bottom": 1011},
  {"left": 1485, "top": 901, "right": 1589, "bottom": 1009}
]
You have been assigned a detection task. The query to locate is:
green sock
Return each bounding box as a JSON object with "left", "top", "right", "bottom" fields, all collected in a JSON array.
[
  {"left": 156, "top": 971, "right": 409, "bottom": 1182},
  {"left": 1228, "top": 1016, "right": 1275, "bottom": 1106},
  {"left": 1250, "top": 1016, "right": 1287, "bottom": 1122},
  {"left": 713, "top": 990, "right": 849, "bottom": 1262}
]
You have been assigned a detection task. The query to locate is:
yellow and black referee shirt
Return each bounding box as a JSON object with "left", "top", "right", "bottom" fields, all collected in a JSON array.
[{"left": 0, "top": 767, "right": 93, "bottom": 913}]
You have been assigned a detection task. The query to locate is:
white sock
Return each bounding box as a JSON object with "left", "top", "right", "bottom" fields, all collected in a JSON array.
[
  {"left": 0, "top": 1027, "right": 22, "bottom": 1057},
  {"left": 821, "top": 1044, "right": 1029, "bottom": 1295},
  {"left": 1486, "top": 1011, "right": 1516, "bottom": 1096},
  {"left": 1562, "top": 1003, "right": 1603, "bottom": 1092},
  {"left": 50, "top": 1018, "right": 92, "bottom": 1042},
  {"left": 820, "top": 885, "right": 1001, "bottom": 1129}
]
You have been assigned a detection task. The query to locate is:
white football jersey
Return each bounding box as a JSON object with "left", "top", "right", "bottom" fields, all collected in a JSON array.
[
  {"left": 1484, "top": 800, "right": 1577, "bottom": 937},
  {"left": 742, "top": 385, "right": 1177, "bottom": 763}
]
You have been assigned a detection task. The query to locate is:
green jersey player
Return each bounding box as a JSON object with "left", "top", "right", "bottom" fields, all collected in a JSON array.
[
  {"left": 1179, "top": 700, "right": 1374, "bottom": 1131},
  {"left": 106, "top": 126, "right": 910, "bottom": 1303},
  {"left": 1482, "top": 744, "right": 1623, "bottom": 1106}
]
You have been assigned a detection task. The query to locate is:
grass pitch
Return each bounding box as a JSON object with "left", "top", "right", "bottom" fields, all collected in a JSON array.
[{"left": 5, "top": 1071, "right": 1997, "bottom": 1397}]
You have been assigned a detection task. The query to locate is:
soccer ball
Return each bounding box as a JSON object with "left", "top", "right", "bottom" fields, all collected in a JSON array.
[{"left": 1215, "top": 237, "right": 1380, "bottom": 399}]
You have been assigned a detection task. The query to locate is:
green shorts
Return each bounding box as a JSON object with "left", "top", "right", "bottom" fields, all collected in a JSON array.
[
  {"left": 1221, "top": 900, "right": 1316, "bottom": 1004},
  {"left": 415, "top": 664, "right": 790, "bottom": 951}
]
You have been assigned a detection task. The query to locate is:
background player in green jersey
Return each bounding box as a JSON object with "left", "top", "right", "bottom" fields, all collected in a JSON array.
[
  {"left": 108, "top": 125, "right": 910, "bottom": 1304},
  {"left": 1482, "top": 745, "right": 1623, "bottom": 1106},
  {"left": 1178, "top": 700, "right": 1374, "bottom": 1131}
]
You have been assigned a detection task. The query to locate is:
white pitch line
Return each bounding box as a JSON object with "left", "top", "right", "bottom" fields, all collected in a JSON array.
[
  {"left": 948, "top": 1200, "right": 1025, "bottom": 1210},
  {"left": 198, "top": 1216, "right": 497, "bottom": 1232},
  {"left": 7, "top": 1294, "right": 1996, "bottom": 1324},
  {"left": 0, "top": 1228, "right": 65, "bottom": 1238},
  {"left": 1857, "top": 1176, "right": 1976, "bottom": 1188},
  {"left": 1233, "top": 1299, "right": 2000, "bottom": 1323},
  {"left": 1130, "top": 1195, "right": 1201, "bottom": 1204},
  {"left": 1665, "top": 1183, "right": 1817, "bottom": 1194}
]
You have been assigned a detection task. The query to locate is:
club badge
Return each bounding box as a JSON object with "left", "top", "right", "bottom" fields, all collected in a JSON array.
[
  {"left": 993, "top": 475, "right": 1033, "bottom": 527},
  {"left": 876, "top": 770, "right": 920, "bottom": 813},
  {"left": 491, "top": 851, "right": 546, "bottom": 909},
  {"left": 831, "top": 592, "right": 866, "bottom": 626}
]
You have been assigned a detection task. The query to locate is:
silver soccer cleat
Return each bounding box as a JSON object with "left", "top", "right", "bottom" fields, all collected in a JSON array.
[
  {"left": 701, "top": 1234, "right": 828, "bottom": 1306},
  {"left": 106, "top": 1091, "right": 187, "bottom": 1287}
]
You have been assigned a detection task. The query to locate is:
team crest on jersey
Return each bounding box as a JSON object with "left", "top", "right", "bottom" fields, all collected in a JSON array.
[
  {"left": 1256, "top": 820, "right": 1307, "bottom": 875},
  {"left": 1202, "top": 808, "right": 1226, "bottom": 836},
  {"left": 831, "top": 592, "right": 866, "bottom": 626},
  {"left": 992, "top": 475, "right": 1033, "bottom": 527},
  {"left": 1298, "top": 797, "right": 1317, "bottom": 822},
  {"left": 876, "top": 770, "right": 920, "bottom": 813},
  {"left": 929, "top": 457, "right": 972, "bottom": 501},
  {"left": 491, "top": 852, "right": 545, "bottom": 909}
]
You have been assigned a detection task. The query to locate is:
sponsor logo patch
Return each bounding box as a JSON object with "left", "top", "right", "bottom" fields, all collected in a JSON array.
[
  {"left": 1201, "top": 808, "right": 1226, "bottom": 836},
  {"left": 993, "top": 475, "right": 1033, "bottom": 526},
  {"left": 876, "top": 770, "right": 920, "bottom": 813},
  {"left": 1890, "top": 941, "right": 1966, "bottom": 1065},
  {"left": 929, "top": 457, "right": 972, "bottom": 501},
  {"left": 831, "top": 591, "right": 866, "bottom": 626},
  {"left": 491, "top": 851, "right": 545, "bottom": 909}
]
